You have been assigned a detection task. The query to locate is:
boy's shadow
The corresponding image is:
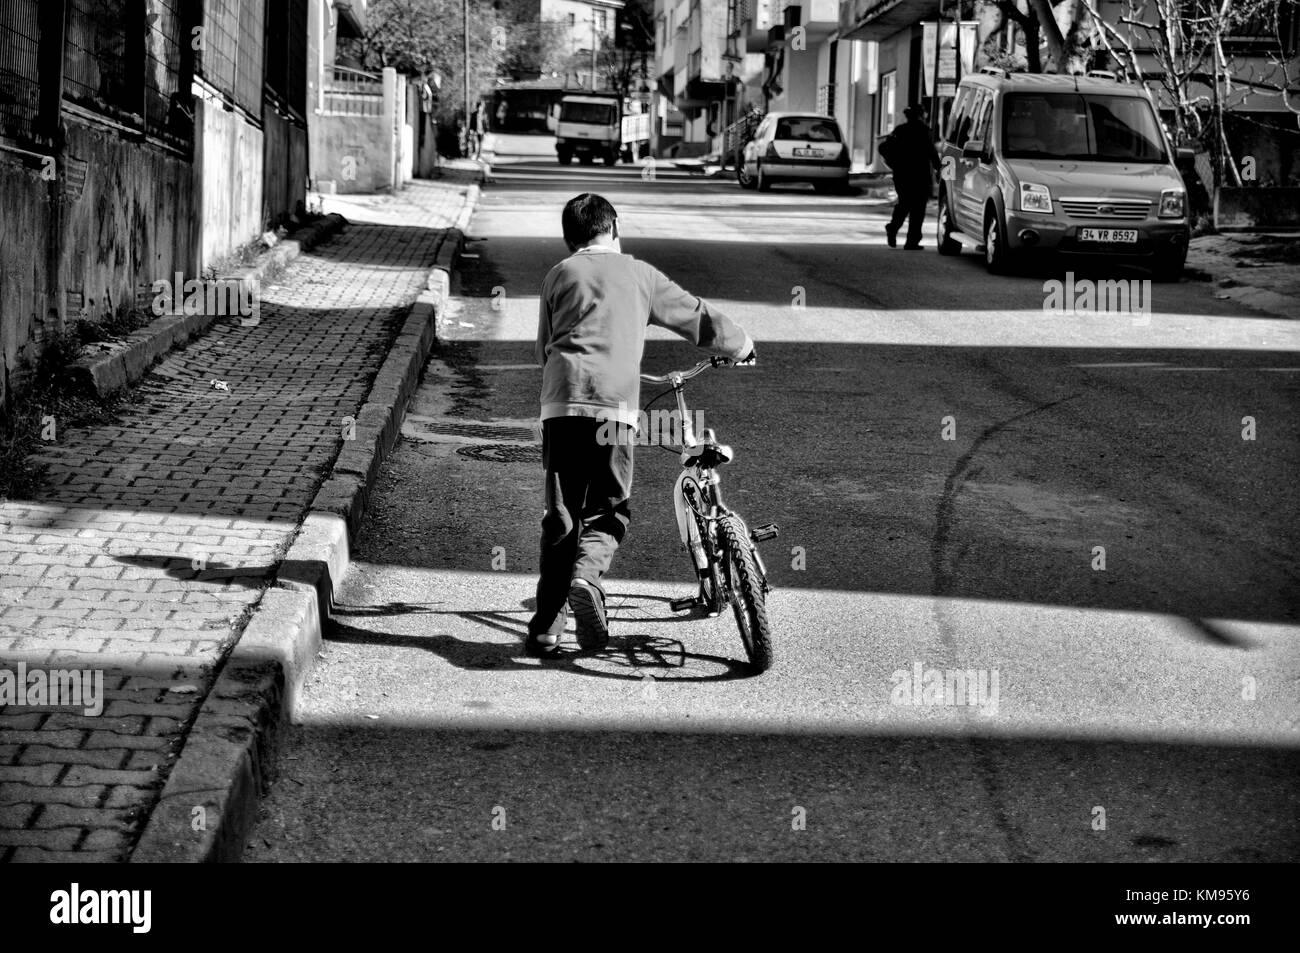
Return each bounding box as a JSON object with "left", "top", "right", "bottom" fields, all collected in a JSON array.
[{"left": 328, "top": 597, "right": 751, "bottom": 681}]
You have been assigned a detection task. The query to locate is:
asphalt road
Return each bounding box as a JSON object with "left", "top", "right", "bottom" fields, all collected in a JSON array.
[{"left": 246, "top": 135, "right": 1300, "bottom": 862}]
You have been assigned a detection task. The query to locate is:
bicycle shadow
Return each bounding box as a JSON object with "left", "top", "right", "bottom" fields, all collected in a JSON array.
[
  {"left": 517, "top": 591, "right": 708, "bottom": 624},
  {"left": 327, "top": 600, "right": 753, "bottom": 682}
]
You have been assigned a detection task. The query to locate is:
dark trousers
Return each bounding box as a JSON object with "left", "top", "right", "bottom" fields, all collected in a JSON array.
[
  {"left": 528, "top": 417, "right": 634, "bottom": 635},
  {"left": 889, "top": 182, "right": 930, "bottom": 247}
]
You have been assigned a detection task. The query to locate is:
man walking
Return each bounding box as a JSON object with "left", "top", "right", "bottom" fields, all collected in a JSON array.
[
  {"left": 881, "top": 104, "right": 941, "bottom": 250},
  {"left": 468, "top": 101, "right": 486, "bottom": 158},
  {"left": 527, "top": 194, "right": 755, "bottom": 657}
]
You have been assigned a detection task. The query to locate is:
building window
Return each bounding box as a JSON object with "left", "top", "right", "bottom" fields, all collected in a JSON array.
[
  {"left": 879, "top": 70, "right": 897, "bottom": 135},
  {"left": 597, "top": 10, "right": 607, "bottom": 31},
  {"left": 568, "top": 13, "right": 576, "bottom": 28}
]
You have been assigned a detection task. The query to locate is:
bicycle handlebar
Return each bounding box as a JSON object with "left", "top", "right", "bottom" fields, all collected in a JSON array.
[{"left": 640, "top": 354, "right": 751, "bottom": 385}]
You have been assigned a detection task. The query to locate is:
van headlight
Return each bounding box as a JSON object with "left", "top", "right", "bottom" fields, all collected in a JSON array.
[
  {"left": 1019, "top": 182, "right": 1053, "bottom": 214},
  {"left": 1158, "top": 189, "right": 1186, "bottom": 218}
]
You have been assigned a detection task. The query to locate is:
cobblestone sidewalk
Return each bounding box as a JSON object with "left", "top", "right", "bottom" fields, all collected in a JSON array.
[
  {"left": 1187, "top": 232, "right": 1300, "bottom": 317},
  {"left": 0, "top": 179, "right": 468, "bottom": 862}
]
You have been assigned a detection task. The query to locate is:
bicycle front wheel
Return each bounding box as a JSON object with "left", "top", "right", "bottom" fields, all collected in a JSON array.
[{"left": 718, "top": 514, "right": 774, "bottom": 673}]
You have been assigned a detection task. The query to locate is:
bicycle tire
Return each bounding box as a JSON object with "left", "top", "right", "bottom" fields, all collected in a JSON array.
[{"left": 717, "top": 514, "right": 774, "bottom": 672}]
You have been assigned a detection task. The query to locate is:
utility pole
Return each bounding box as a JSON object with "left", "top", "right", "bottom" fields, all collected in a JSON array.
[{"left": 463, "top": 0, "right": 470, "bottom": 121}]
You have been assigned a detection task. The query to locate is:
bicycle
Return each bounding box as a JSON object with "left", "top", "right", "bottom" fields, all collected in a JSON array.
[{"left": 639, "top": 356, "right": 779, "bottom": 672}]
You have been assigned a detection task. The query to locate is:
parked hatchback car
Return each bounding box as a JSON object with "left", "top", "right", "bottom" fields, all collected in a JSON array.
[
  {"left": 738, "top": 113, "right": 850, "bottom": 193},
  {"left": 936, "top": 70, "right": 1191, "bottom": 280}
]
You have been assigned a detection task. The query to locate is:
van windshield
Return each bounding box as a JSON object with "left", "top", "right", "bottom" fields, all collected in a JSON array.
[
  {"left": 1002, "top": 93, "right": 1166, "bottom": 162},
  {"left": 560, "top": 101, "right": 616, "bottom": 125}
]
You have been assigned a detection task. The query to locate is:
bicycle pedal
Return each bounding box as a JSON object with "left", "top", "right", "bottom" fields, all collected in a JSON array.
[
  {"left": 750, "top": 523, "right": 779, "bottom": 543},
  {"left": 669, "top": 596, "right": 698, "bottom": 613}
]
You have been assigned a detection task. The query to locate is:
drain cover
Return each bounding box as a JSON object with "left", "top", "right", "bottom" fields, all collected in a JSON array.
[{"left": 456, "top": 444, "right": 541, "bottom": 463}]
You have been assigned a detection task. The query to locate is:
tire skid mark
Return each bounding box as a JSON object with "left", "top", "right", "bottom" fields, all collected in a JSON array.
[{"left": 929, "top": 392, "right": 1081, "bottom": 862}]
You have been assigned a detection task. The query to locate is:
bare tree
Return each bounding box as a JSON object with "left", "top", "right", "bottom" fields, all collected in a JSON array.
[
  {"left": 977, "top": 0, "right": 1090, "bottom": 72},
  {"left": 357, "top": 0, "right": 504, "bottom": 118}
]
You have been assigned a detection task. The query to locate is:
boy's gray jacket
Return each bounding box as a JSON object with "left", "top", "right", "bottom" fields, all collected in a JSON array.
[{"left": 536, "top": 246, "right": 753, "bottom": 428}]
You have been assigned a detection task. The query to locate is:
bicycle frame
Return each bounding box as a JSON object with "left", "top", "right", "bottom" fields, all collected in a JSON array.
[{"left": 642, "top": 361, "right": 772, "bottom": 600}]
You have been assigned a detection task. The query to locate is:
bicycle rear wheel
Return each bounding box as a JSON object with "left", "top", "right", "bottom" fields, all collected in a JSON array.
[{"left": 718, "top": 514, "right": 773, "bottom": 672}]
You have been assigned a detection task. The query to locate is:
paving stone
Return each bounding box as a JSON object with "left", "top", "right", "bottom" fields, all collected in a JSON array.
[
  {"left": 33, "top": 804, "right": 131, "bottom": 829},
  {"left": 0, "top": 179, "right": 466, "bottom": 855},
  {"left": 8, "top": 848, "right": 122, "bottom": 862},
  {"left": 0, "top": 783, "right": 108, "bottom": 807}
]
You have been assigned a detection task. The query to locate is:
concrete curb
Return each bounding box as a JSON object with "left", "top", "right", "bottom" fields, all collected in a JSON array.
[
  {"left": 1208, "top": 284, "right": 1296, "bottom": 318},
  {"left": 1187, "top": 236, "right": 1298, "bottom": 319},
  {"left": 69, "top": 214, "right": 349, "bottom": 398},
  {"left": 129, "top": 188, "right": 479, "bottom": 863}
]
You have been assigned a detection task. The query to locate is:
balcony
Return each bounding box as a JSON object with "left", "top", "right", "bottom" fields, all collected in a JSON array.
[
  {"left": 738, "top": 0, "right": 778, "bottom": 52},
  {"left": 782, "top": 0, "right": 838, "bottom": 38},
  {"left": 839, "top": 0, "right": 933, "bottom": 41},
  {"left": 673, "top": 0, "right": 732, "bottom": 108},
  {"left": 816, "top": 82, "right": 835, "bottom": 115},
  {"left": 333, "top": 0, "right": 367, "bottom": 38},
  {"left": 321, "top": 65, "right": 382, "bottom": 116}
]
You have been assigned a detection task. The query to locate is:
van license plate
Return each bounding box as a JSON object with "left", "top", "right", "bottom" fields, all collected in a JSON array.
[
  {"left": 792, "top": 148, "right": 824, "bottom": 157},
  {"left": 1079, "top": 228, "right": 1137, "bottom": 243}
]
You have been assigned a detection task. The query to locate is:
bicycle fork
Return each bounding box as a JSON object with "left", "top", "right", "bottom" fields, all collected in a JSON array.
[{"left": 671, "top": 469, "right": 779, "bottom": 606}]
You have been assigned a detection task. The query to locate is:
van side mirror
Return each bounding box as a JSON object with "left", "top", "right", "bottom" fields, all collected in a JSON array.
[
  {"left": 962, "top": 138, "right": 986, "bottom": 160},
  {"left": 1175, "top": 146, "right": 1195, "bottom": 161}
]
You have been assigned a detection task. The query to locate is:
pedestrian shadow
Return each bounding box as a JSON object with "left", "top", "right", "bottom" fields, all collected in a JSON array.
[
  {"left": 115, "top": 553, "right": 273, "bottom": 586},
  {"left": 325, "top": 608, "right": 753, "bottom": 682}
]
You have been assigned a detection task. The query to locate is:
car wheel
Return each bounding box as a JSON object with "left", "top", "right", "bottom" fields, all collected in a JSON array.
[
  {"left": 756, "top": 162, "right": 772, "bottom": 192},
  {"left": 737, "top": 155, "right": 757, "bottom": 190},
  {"left": 603, "top": 150, "right": 617, "bottom": 167},
  {"left": 1152, "top": 247, "right": 1187, "bottom": 283},
  {"left": 558, "top": 151, "right": 572, "bottom": 166},
  {"left": 984, "top": 209, "right": 1011, "bottom": 275},
  {"left": 937, "top": 197, "right": 961, "bottom": 256}
]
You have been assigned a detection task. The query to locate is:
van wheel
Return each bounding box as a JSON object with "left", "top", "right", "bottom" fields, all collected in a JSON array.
[
  {"left": 1152, "top": 247, "right": 1187, "bottom": 283},
  {"left": 558, "top": 150, "right": 573, "bottom": 166},
  {"left": 984, "top": 210, "right": 1011, "bottom": 275},
  {"left": 603, "top": 150, "right": 617, "bottom": 167},
  {"left": 937, "top": 198, "right": 961, "bottom": 256},
  {"left": 756, "top": 162, "right": 772, "bottom": 192}
]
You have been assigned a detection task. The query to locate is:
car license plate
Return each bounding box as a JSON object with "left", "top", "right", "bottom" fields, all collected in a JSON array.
[
  {"left": 792, "top": 147, "right": 824, "bottom": 158},
  {"left": 1079, "top": 227, "right": 1137, "bottom": 243}
]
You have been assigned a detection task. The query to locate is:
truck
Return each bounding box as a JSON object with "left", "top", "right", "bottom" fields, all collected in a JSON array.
[{"left": 555, "top": 93, "right": 651, "bottom": 166}]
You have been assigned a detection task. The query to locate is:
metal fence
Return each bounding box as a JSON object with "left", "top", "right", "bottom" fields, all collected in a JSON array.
[
  {"left": 0, "top": 0, "right": 41, "bottom": 143},
  {"left": 1, "top": 0, "right": 300, "bottom": 152},
  {"left": 63, "top": 0, "right": 131, "bottom": 115},
  {"left": 56, "top": 0, "right": 190, "bottom": 147},
  {"left": 199, "top": 0, "right": 264, "bottom": 116},
  {"left": 322, "top": 65, "right": 384, "bottom": 117},
  {"left": 144, "top": 0, "right": 186, "bottom": 140},
  {"left": 265, "top": 0, "right": 307, "bottom": 117}
]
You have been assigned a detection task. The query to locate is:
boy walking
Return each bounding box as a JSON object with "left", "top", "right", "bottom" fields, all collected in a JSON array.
[{"left": 527, "top": 194, "right": 755, "bottom": 656}]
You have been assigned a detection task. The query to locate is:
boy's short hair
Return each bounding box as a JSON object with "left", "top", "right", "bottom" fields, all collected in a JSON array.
[{"left": 562, "top": 193, "right": 618, "bottom": 248}]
